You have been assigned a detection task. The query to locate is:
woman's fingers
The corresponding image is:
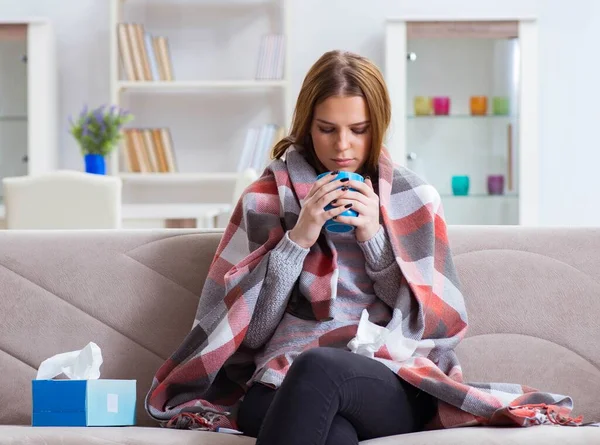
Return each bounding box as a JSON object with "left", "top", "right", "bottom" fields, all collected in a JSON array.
[
  {"left": 332, "top": 214, "right": 364, "bottom": 226},
  {"left": 345, "top": 180, "right": 376, "bottom": 198},
  {"left": 331, "top": 199, "right": 368, "bottom": 215},
  {"left": 317, "top": 186, "right": 354, "bottom": 209},
  {"left": 326, "top": 201, "right": 358, "bottom": 220},
  {"left": 306, "top": 171, "right": 339, "bottom": 199},
  {"left": 329, "top": 191, "right": 369, "bottom": 207}
]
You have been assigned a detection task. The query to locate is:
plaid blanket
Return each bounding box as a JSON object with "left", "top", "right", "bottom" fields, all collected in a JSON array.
[{"left": 145, "top": 146, "right": 582, "bottom": 431}]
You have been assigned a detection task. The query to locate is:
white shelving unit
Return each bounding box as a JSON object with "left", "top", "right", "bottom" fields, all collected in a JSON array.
[
  {"left": 108, "top": 0, "right": 291, "bottom": 223},
  {"left": 0, "top": 19, "right": 57, "bottom": 193},
  {"left": 385, "top": 12, "right": 539, "bottom": 226},
  {"left": 116, "top": 80, "right": 288, "bottom": 91},
  {"left": 0, "top": 18, "right": 58, "bottom": 228},
  {"left": 118, "top": 171, "right": 239, "bottom": 183}
]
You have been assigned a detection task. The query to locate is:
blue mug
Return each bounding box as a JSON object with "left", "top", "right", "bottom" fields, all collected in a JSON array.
[{"left": 315, "top": 171, "right": 365, "bottom": 233}]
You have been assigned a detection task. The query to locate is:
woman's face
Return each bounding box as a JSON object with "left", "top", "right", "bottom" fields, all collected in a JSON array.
[{"left": 310, "top": 95, "right": 371, "bottom": 173}]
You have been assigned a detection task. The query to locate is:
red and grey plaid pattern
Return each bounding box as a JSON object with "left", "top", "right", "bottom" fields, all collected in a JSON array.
[{"left": 145, "top": 147, "right": 582, "bottom": 431}]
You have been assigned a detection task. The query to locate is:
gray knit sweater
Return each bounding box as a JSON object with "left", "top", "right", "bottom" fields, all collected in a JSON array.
[{"left": 243, "top": 225, "right": 403, "bottom": 387}]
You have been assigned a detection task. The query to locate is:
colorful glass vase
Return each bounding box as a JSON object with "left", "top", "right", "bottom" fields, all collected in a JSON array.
[
  {"left": 492, "top": 97, "right": 510, "bottom": 116},
  {"left": 452, "top": 175, "right": 470, "bottom": 196},
  {"left": 487, "top": 175, "right": 505, "bottom": 195},
  {"left": 432, "top": 97, "right": 450, "bottom": 115},
  {"left": 470, "top": 96, "right": 488, "bottom": 116},
  {"left": 413, "top": 96, "right": 432, "bottom": 116}
]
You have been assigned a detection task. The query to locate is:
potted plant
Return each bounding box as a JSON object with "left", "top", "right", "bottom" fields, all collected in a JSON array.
[{"left": 69, "top": 104, "right": 134, "bottom": 175}]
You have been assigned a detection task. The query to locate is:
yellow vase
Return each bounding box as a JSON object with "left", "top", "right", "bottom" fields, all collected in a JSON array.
[{"left": 414, "top": 96, "right": 432, "bottom": 116}]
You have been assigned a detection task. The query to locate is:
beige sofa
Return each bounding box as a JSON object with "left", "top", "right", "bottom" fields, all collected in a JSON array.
[{"left": 0, "top": 227, "right": 599, "bottom": 445}]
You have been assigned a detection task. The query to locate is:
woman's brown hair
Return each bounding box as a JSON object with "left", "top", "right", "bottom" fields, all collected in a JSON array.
[{"left": 272, "top": 50, "right": 391, "bottom": 175}]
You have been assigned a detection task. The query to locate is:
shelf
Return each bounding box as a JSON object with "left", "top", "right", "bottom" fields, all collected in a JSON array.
[
  {"left": 118, "top": 172, "right": 239, "bottom": 184},
  {"left": 0, "top": 116, "right": 27, "bottom": 122},
  {"left": 122, "top": 203, "right": 231, "bottom": 220},
  {"left": 408, "top": 114, "right": 515, "bottom": 120},
  {"left": 0, "top": 202, "right": 231, "bottom": 221},
  {"left": 440, "top": 193, "right": 519, "bottom": 198},
  {"left": 122, "top": 0, "right": 274, "bottom": 6},
  {"left": 118, "top": 80, "right": 288, "bottom": 92}
]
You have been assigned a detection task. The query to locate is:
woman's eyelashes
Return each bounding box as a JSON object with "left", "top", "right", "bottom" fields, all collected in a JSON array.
[
  {"left": 318, "top": 126, "right": 369, "bottom": 135},
  {"left": 318, "top": 127, "right": 335, "bottom": 134}
]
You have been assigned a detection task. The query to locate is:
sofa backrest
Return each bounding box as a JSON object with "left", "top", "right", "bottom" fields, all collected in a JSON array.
[{"left": 0, "top": 227, "right": 598, "bottom": 427}]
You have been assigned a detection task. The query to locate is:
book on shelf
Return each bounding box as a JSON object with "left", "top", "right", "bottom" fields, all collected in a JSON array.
[
  {"left": 237, "top": 124, "right": 285, "bottom": 173},
  {"left": 117, "top": 23, "right": 174, "bottom": 81},
  {"left": 255, "top": 34, "right": 285, "bottom": 80},
  {"left": 121, "top": 128, "right": 178, "bottom": 173}
]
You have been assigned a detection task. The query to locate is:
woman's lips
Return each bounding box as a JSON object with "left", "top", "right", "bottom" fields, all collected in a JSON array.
[{"left": 333, "top": 158, "right": 354, "bottom": 167}]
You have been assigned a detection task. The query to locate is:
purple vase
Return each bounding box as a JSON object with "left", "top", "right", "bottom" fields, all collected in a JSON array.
[{"left": 487, "top": 175, "right": 505, "bottom": 195}]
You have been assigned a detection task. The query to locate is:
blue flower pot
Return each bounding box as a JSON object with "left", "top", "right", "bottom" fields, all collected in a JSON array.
[{"left": 84, "top": 154, "right": 106, "bottom": 175}]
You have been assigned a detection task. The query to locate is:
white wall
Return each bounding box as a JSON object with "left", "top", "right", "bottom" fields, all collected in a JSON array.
[{"left": 1, "top": 0, "right": 599, "bottom": 226}]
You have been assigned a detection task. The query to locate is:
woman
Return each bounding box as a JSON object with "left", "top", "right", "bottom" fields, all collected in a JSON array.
[
  {"left": 145, "top": 50, "right": 580, "bottom": 444},
  {"left": 235, "top": 50, "right": 439, "bottom": 443}
]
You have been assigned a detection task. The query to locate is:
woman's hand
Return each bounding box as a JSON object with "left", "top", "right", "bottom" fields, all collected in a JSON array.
[
  {"left": 288, "top": 172, "right": 354, "bottom": 249},
  {"left": 330, "top": 177, "right": 381, "bottom": 242}
]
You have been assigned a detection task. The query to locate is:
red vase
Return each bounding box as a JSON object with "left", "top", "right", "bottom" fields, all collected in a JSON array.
[{"left": 432, "top": 97, "right": 450, "bottom": 115}]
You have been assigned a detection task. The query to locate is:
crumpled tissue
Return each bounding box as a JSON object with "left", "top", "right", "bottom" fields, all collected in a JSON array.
[
  {"left": 347, "top": 309, "right": 421, "bottom": 361},
  {"left": 35, "top": 341, "right": 103, "bottom": 380}
]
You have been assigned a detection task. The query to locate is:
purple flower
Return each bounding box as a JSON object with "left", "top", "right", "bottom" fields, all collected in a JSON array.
[
  {"left": 93, "top": 108, "right": 106, "bottom": 134},
  {"left": 82, "top": 119, "right": 90, "bottom": 137},
  {"left": 79, "top": 105, "right": 88, "bottom": 119}
]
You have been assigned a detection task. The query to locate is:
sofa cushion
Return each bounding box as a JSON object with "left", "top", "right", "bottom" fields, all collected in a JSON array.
[
  {"left": 1, "top": 425, "right": 599, "bottom": 445},
  {"left": 0, "top": 426, "right": 252, "bottom": 445},
  {"left": 364, "top": 425, "right": 600, "bottom": 444},
  {"left": 449, "top": 226, "right": 600, "bottom": 423}
]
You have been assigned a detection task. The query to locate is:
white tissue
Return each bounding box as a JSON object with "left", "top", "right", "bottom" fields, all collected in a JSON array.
[
  {"left": 347, "top": 310, "right": 389, "bottom": 357},
  {"left": 347, "top": 309, "right": 420, "bottom": 361},
  {"left": 35, "top": 342, "right": 103, "bottom": 380}
]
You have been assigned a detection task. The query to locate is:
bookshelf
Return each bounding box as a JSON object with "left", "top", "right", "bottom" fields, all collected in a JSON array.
[
  {"left": 117, "top": 80, "right": 288, "bottom": 92},
  {"left": 108, "top": 0, "right": 291, "bottom": 219},
  {"left": 118, "top": 171, "right": 239, "bottom": 184}
]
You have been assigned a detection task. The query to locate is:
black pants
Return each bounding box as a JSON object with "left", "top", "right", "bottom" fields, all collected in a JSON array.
[{"left": 237, "top": 347, "right": 437, "bottom": 445}]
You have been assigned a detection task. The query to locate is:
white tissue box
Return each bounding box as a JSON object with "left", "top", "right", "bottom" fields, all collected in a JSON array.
[{"left": 32, "top": 379, "right": 136, "bottom": 427}]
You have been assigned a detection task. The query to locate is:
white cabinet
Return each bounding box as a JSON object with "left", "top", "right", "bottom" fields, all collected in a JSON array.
[
  {"left": 0, "top": 19, "right": 57, "bottom": 198},
  {"left": 385, "top": 16, "right": 539, "bottom": 225}
]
